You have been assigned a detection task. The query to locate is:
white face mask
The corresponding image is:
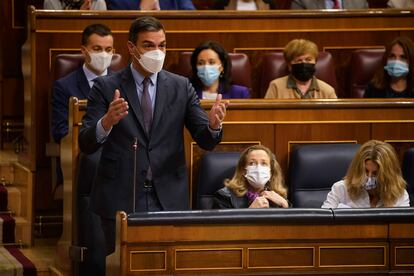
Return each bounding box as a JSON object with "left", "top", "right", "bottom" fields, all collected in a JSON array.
[
  {"left": 87, "top": 51, "right": 113, "bottom": 74},
  {"left": 363, "top": 176, "right": 377, "bottom": 191},
  {"left": 244, "top": 164, "right": 271, "bottom": 190},
  {"left": 134, "top": 48, "right": 165, "bottom": 74}
]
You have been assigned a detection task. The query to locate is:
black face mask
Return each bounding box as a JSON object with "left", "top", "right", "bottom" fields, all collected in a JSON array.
[{"left": 291, "top": 63, "right": 316, "bottom": 82}]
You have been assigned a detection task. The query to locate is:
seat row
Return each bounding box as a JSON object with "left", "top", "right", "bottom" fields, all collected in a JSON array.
[
  {"left": 196, "top": 143, "right": 414, "bottom": 209},
  {"left": 170, "top": 48, "right": 386, "bottom": 98},
  {"left": 53, "top": 48, "right": 385, "bottom": 99}
]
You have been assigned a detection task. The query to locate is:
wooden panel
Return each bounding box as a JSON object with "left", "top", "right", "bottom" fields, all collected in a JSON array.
[
  {"left": 175, "top": 248, "right": 242, "bottom": 270},
  {"left": 105, "top": 210, "right": 414, "bottom": 276},
  {"left": 390, "top": 223, "right": 414, "bottom": 238},
  {"left": 394, "top": 247, "right": 414, "bottom": 267},
  {"left": 125, "top": 224, "right": 388, "bottom": 244},
  {"left": 129, "top": 250, "right": 166, "bottom": 272},
  {"left": 248, "top": 247, "right": 314, "bottom": 268},
  {"left": 319, "top": 246, "right": 387, "bottom": 267}
]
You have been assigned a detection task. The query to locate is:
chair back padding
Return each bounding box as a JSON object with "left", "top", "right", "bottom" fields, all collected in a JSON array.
[
  {"left": 349, "top": 48, "right": 385, "bottom": 98},
  {"left": 289, "top": 143, "right": 360, "bottom": 208},
  {"left": 53, "top": 53, "right": 123, "bottom": 81},
  {"left": 196, "top": 152, "right": 240, "bottom": 209},
  {"left": 175, "top": 52, "right": 252, "bottom": 90},
  {"left": 260, "top": 51, "right": 337, "bottom": 98},
  {"left": 402, "top": 148, "right": 414, "bottom": 206}
]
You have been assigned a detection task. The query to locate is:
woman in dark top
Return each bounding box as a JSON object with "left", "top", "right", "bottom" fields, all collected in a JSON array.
[
  {"left": 213, "top": 145, "right": 289, "bottom": 209},
  {"left": 190, "top": 40, "right": 250, "bottom": 100},
  {"left": 364, "top": 36, "right": 414, "bottom": 98}
]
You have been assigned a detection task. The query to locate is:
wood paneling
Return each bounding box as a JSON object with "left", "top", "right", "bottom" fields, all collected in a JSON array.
[
  {"left": 23, "top": 8, "right": 414, "bottom": 226},
  {"left": 104, "top": 211, "right": 414, "bottom": 275}
]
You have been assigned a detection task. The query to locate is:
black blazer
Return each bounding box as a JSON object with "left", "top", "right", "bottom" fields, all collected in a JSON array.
[
  {"left": 213, "top": 187, "right": 287, "bottom": 209},
  {"left": 213, "top": 187, "right": 250, "bottom": 209},
  {"left": 79, "top": 66, "right": 221, "bottom": 218}
]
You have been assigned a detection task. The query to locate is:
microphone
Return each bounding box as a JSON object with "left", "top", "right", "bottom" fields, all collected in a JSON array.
[{"left": 132, "top": 137, "right": 138, "bottom": 213}]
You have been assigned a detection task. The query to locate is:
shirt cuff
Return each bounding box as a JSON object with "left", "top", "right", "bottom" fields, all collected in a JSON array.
[
  {"left": 208, "top": 124, "right": 222, "bottom": 138},
  {"left": 96, "top": 118, "right": 112, "bottom": 143}
]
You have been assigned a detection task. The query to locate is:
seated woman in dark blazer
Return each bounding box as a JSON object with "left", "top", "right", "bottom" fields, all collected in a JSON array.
[
  {"left": 213, "top": 145, "right": 289, "bottom": 209},
  {"left": 190, "top": 40, "right": 250, "bottom": 100},
  {"left": 364, "top": 36, "right": 414, "bottom": 98}
]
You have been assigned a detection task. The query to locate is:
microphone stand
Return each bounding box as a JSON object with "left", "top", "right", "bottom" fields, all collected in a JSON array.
[{"left": 132, "top": 137, "right": 138, "bottom": 213}]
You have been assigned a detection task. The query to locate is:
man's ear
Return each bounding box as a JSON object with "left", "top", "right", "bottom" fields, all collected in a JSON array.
[
  {"left": 80, "top": 46, "right": 90, "bottom": 62},
  {"left": 127, "top": 41, "right": 135, "bottom": 55}
]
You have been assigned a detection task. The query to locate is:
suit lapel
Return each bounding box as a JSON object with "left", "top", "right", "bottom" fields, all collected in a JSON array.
[
  {"left": 77, "top": 69, "right": 90, "bottom": 99},
  {"left": 151, "top": 71, "right": 169, "bottom": 135},
  {"left": 120, "top": 67, "right": 146, "bottom": 135}
]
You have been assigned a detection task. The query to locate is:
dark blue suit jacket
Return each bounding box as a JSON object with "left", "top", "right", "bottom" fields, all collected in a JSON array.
[
  {"left": 106, "top": 0, "right": 195, "bottom": 10},
  {"left": 51, "top": 67, "right": 90, "bottom": 143},
  {"left": 79, "top": 67, "right": 221, "bottom": 218}
]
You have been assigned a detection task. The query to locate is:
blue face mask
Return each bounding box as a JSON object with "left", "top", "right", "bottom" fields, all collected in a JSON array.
[
  {"left": 384, "top": 60, "right": 409, "bottom": 78},
  {"left": 197, "top": 65, "right": 221, "bottom": 86}
]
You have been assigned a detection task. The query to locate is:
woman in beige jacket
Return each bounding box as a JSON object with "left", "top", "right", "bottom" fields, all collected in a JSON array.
[{"left": 265, "top": 39, "right": 337, "bottom": 99}]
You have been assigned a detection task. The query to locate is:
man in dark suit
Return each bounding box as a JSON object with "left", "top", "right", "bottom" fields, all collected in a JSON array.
[
  {"left": 50, "top": 23, "right": 114, "bottom": 276},
  {"left": 79, "top": 16, "right": 227, "bottom": 254},
  {"left": 51, "top": 23, "right": 114, "bottom": 144}
]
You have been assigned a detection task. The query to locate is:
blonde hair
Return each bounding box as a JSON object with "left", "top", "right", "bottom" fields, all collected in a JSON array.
[
  {"left": 345, "top": 140, "right": 406, "bottom": 207},
  {"left": 283, "top": 39, "right": 318, "bottom": 63},
  {"left": 225, "top": 145, "right": 287, "bottom": 198}
]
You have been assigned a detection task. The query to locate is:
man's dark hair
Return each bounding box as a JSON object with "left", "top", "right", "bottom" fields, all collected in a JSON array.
[
  {"left": 81, "top": 23, "right": 112, "bottom": 46},
  {"left": 128, "top": 16, "right": 165, "bottom": 44}
]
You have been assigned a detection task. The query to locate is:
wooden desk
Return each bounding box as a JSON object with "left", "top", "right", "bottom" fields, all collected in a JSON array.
[{"left": 106, "top": 208, "right": 414, "bottom": 275}]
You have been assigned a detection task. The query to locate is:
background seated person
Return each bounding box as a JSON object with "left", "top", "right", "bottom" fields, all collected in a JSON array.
[
  {"left": 190, "top": 41, "right": 250, "bottom": 99},
  {"left": 213, "top": 145, "right": 289, "bottom": 209},
  {"left": 52, "top": 23, "right": 114, "bottom": 145},
  {"left": 291, "top": 0, "right": 368, "bottom": 9},
  {"left": 388, "top": 0, "right": 414, "bottom": 8},
  {"left": 105, "top": 0, "right": 195, "bottom": 10},
  {"left": 214, "top": 0, "right": 272, "bottom": 10},
  {"left": 364, "top": 36, "right": 414, "bottom": 98},
  {"left": 264, "top": 39, "right": 337, "bottom": 99},
  {"left": 322, "top": 140, "right": 410, "bottom": 208},
  {"left": 44, "top": 0, "right": 107, "bottom": 9}
]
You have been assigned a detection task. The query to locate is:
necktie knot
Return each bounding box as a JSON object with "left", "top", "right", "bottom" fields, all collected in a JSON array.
[{"left": 142, "top": 77, "right": 151, "bottom": 87}]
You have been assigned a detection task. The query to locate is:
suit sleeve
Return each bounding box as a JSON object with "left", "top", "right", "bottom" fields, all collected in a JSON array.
[
  {"left": 241, "top": 86, "right": 250, "bottom": 99},
  {"left": 78, "top": 79, "right": 111, "bottom": 154},
  {"left": 179, "top": 0, "right": 196, "bottom": 9},
  {"left": 51, "top": 80, "right": 69, "bottom": 143},
  {"left": 290, "top": 0, "right": 305, "bottom": 9},
  {"left": 213, "top": 189, "right": 234, "bottom": 209},
  {"left": 184, "top": 78, "right": 222, "bottom": 150}
]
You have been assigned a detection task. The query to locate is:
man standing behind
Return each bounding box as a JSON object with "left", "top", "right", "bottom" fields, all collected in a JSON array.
[
  {"left": 79, "top": 16, "right": 227, "bottom": 254},
  {"left": 52, "top": 23, "right": 114, "bottom": 145},
  {"left": 51, "top": 23, "right": 114, "bottom": 275}
]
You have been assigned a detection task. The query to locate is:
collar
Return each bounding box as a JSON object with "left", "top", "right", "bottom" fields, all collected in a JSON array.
[
  {"left": 82, "top": 63, "right": 107, "bottom": 83},
  {"left": 287, "top": 75, "right": 320, "bottom": 98},
  {"left": 130, "top": 63, "right": 158, "bottom": 86}
]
